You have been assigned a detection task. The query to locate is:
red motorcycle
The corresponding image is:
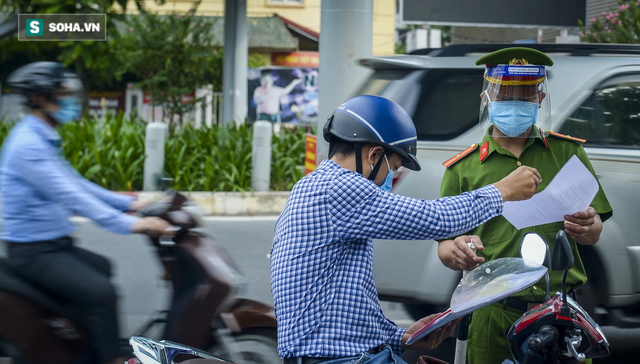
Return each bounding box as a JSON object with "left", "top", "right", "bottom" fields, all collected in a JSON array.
[
  {"left": 409, "top": 231, "right": 610, "bottom": 364},
  {"left": 0, "top": 192, "right": 279, "bottom": 364},
  {"left": 503, "top": 231, "right": 610, "bottom": 364}
]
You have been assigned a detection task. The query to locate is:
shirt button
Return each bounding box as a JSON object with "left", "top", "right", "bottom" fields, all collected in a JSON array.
[{"left": 517, "top": 161, "right": 522, "bottom": 167}]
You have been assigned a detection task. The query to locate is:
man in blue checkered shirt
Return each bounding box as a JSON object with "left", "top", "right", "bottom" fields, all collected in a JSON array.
[{"left": 270, "top": 95, "right": 542, "bottom": 364}]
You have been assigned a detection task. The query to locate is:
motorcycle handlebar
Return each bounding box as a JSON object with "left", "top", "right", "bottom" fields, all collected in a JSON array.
[{"left": 527, "top": 325, "right": 558, "bottom": 352}]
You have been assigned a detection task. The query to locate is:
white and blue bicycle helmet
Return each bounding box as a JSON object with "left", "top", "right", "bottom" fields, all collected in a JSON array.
[{"left": 323, "top": 95, "right": 421, "bottom": 180}]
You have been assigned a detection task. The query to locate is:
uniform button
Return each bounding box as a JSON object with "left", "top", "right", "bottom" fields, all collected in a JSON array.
[
  {"left": 517, "top": 161, "right": 522, "bottom": 166},
  {"left": 533, "top": 286, "right": 538, "bottom": 291}
]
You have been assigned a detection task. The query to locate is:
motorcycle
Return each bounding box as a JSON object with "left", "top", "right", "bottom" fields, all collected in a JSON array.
[
  {"left": 408, "top": 231, "right": 610, "bottom": 364},
  {"left": 502, "top": 231, "right": 610, "bottom": 364},
  {"left": 0, "top": 191, "right": 279, "bottom": 364}
]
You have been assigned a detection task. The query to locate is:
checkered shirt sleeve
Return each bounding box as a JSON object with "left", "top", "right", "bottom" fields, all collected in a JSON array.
[{"left": 270, "top": 160, "right": 503, "bottom": 359}]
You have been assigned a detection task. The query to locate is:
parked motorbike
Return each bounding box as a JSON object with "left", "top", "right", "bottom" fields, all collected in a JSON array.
[
  {"left": 0, "top": 191, "right": 279, "bottom": 364},
  {"left": 409, "top": 231, "right": 610, "bottom": 364}
]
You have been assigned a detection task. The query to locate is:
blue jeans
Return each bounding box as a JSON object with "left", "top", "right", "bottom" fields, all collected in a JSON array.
[{"left": 314, "top": 346, "right": 407, "bottom": 364}]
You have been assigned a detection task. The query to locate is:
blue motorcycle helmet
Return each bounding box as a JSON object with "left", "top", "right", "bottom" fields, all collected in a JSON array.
[{"left": 323, "top": 95, "right": 421, "bottom": 181}]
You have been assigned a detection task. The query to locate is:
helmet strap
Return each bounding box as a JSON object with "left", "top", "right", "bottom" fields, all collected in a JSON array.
[
  {"left": 368, "top": 153, "right": 384, "bottom": 182},
  {"left": 355, "top": 143, "right": 363, "bottom": 175},
  {"left": 354, "top": 143, "right": 385, "bottom": 181}
]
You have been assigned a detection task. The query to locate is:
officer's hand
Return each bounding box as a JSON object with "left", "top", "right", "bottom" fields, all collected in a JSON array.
[
  {"left": 131, "top": 217, "right": 174, "bottom": 237},
  {"left": 564, "top": 207, "right": 596, "bottom": 237},
  {"left": 450, "top": 235, "right": 484, "bottom": 271},
  {"left": 402, "top": 315, "right": 461, "bottom": 351},
  {"left": 493, "top": 166, "right": 542, "bottom": 202}
]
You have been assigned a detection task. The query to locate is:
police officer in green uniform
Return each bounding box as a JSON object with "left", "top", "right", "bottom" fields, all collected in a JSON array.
[{"left": 437, "top": 48, "right": 613, "bottom": 364}]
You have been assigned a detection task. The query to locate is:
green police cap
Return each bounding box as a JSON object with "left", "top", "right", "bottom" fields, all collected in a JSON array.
[{"left": 475, "top": 47, "right": 554, "bottom": 67}]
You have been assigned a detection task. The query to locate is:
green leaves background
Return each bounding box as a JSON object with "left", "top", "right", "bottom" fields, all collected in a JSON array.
[{"left": 0, "top": 114, "right": 306, "bottom": 191}]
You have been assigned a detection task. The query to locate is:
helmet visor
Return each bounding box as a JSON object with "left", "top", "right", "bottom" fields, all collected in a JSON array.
[{"left": 479, "top": 65, "right": 550, "bottom": 138}]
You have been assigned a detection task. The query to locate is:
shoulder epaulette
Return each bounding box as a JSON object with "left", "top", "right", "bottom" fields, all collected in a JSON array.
[
  {"left": 547, "top": 131, "right": 586, "bottom": 143},
  {"left": 443, "top": 144, "right": 478, "bottom": 168}
]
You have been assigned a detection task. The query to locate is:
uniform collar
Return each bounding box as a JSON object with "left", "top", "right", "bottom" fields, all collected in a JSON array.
[
  {"left": 23, "top": 114, "right": 62, "bottom": 148},
  {"left": 480, "top": 125, "right": 549, "bottom": 163}
]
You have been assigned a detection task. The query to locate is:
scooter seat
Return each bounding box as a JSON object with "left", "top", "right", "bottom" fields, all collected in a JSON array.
[{"left": 0, "top": 258, "right": 87, "bottom": 327}]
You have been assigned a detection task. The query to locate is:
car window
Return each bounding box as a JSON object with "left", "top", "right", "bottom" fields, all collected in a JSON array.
[
  {"left": 561, "top": 74, "right": 640, "bottom": 148},
  {"left": 355, "top": 68, "right": 484, "bottom": 141},
  {"left": 356, "top": 70, "right": 412, "bottom": 96},
  {"left": 559, "top": 94, "right": 601, "bottom": 145},
  {"left": 412, "top": 69, "right": 484, "bottom": 141},
  {"left": 597, "top": 79, "right": 640, "bottom": 147}
]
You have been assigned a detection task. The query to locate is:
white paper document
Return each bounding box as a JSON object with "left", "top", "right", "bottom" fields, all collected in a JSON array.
[{"left": 502, "top": 155, "right": 599, "bottom": 230}]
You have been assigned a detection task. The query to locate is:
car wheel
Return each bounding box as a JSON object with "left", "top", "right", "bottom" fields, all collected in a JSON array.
[{"left": 403, "top": 303, "right": 447, "bottom": 321}]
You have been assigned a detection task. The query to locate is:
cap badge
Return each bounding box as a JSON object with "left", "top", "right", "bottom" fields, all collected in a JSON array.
[{"left": 509, "top": 58, "right": 529, "bottom": 65}]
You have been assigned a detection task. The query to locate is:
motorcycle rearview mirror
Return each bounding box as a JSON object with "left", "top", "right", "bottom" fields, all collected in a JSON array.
[
  {"left": 520, "top": 233, "right": 549, "bottom": 267},
  {"left": 551, "top": 230, "right": 574, "bottom": 272},
  {"left": 552, "top": 230, "right": 574, "bottom": 317},
  {"left": 520, "top": 232, "right": 551, "bottom": 300}
]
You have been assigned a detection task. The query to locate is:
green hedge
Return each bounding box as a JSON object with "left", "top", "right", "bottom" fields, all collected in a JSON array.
[{"left": 0, "top": 113, "right": 307, "bottom": 191}]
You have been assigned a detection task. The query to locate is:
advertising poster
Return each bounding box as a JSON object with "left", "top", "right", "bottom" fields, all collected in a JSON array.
[{"left": 248, "top": 67, "right": 318, "bottom": 125}]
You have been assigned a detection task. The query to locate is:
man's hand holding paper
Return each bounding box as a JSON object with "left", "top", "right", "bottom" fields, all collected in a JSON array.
[{"left": 502, "top": 155, "right": 600, "bottom": 230}]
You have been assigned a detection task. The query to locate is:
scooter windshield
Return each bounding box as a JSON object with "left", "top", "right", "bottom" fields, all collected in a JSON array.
[
  {"left": 451, "top": 257, "right": 547, "bottom": 314},
  {"left": 406, "top": 257, "right": 546, "bottom": 345}
]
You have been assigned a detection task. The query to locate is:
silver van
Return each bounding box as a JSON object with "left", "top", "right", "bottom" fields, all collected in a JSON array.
[{"left": 358, "top": 44, "right": 640, "bottom": 327}]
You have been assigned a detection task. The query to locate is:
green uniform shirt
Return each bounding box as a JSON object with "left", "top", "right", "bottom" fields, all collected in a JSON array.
[{"left": 440, "top": 127, "right": 613, "bottom": 302}]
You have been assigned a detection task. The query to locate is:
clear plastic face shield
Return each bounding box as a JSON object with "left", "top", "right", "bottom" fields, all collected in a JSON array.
[{"left": 479, "top": 65, "right": 551, "bottom": 138}]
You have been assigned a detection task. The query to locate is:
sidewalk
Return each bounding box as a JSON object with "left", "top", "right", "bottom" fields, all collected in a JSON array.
[{"left": 133, "top": 191, "right": 291, "bottom": 216}]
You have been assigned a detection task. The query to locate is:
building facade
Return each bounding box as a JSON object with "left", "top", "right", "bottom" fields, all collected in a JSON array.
[{"left": 144, "top": 0, "right": 396, "bottom": 56}]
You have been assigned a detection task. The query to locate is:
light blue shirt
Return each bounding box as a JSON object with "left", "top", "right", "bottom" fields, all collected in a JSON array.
[{"left": 0, "top": 115, "right": 138, "bottom": 242}]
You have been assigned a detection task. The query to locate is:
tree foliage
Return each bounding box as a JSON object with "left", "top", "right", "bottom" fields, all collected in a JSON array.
[
  {"left": 115, "top": 3, "right": 220, "bottom": 126},
  {"left": 248, "top": 53, "right": 268, "bottom": 68},
  {"left": 0, "top": 0, "right": 165, "bottom": 103},
  {"left": 579, "top": 0, "right": 640, "bottom": 43}
]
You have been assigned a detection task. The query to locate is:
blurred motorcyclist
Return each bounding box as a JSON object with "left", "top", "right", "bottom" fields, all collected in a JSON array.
[{"left": 0, "top": 62, "right": 171, "bottom": 364}]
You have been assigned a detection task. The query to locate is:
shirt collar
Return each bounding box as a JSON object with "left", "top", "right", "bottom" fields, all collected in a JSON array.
[
  {"left": 480, "top": 125, "right": 549, "bottom": 163},
  {"left": 23, "top": 114, "right": 62, "bottom": 148}
]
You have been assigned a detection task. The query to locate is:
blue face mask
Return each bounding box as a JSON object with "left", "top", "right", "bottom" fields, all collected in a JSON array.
[
  {"left": 51, "top": 97, "right": 82, "bottom": 124},
  {"left": 382, "top": 170, "right": 394, "bottom": 192},
  {"left": 372, "top": 155, "right": 394, "bottom": 192},
  {"left": 488, "top": 100, "right": 539, "bottom": 137}
]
